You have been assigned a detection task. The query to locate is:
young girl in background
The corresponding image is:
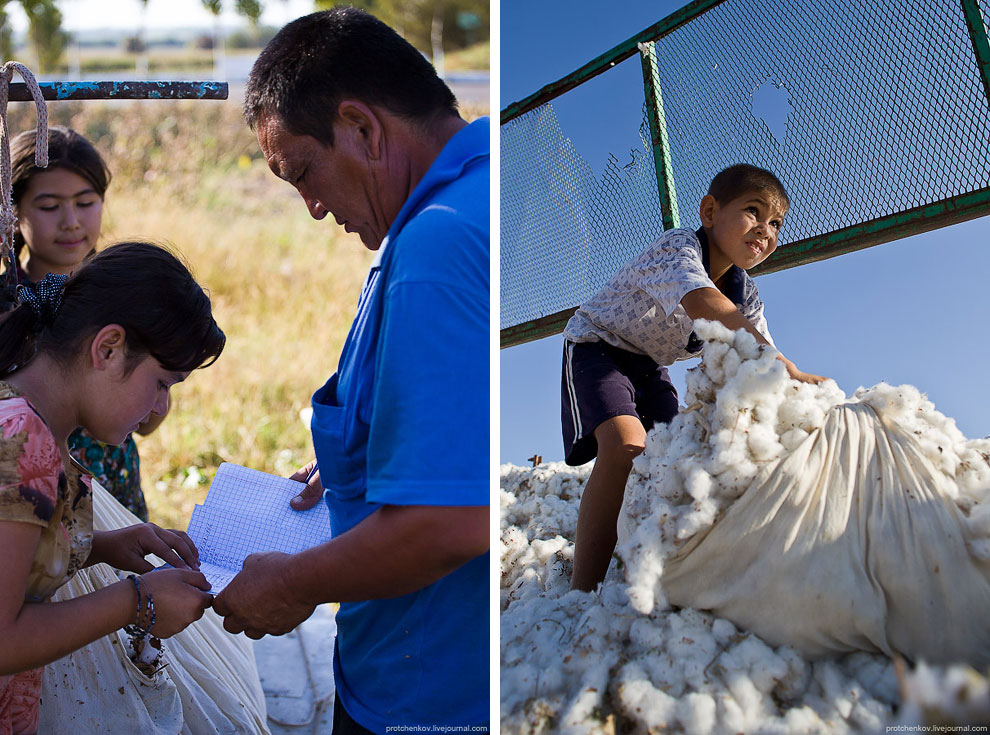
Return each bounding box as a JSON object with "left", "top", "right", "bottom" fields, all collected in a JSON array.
[
  {"left": 9, "top": 126, "right": 156, "bottom": 520},
  {"left": 0, "top": 241, "right": 224, "bottom": 733}
]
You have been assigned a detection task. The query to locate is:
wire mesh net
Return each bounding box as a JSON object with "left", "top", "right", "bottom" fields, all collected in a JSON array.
[{"left": 500, "top": 0, "right": 990, "bottom": 335}]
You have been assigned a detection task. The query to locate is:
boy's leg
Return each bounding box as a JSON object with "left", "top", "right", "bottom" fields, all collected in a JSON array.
[{"left": 571, "top": 414, "right": 646, "bottom": 592}]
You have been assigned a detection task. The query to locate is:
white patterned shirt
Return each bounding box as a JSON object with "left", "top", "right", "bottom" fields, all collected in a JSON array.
[{"left": 563, "top": 228, "right": 774, "bottom": 366}]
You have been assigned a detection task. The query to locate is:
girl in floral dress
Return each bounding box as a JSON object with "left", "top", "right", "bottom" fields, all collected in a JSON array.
[
  {"left": 8, "top": 126, "right": 156, "bottom": 520},
  {"left": 0, "top": 242, "right": 225, "bottom": 734}
]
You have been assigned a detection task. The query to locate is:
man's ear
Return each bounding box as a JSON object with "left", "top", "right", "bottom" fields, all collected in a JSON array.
[
  {"left": 335, "top": 100, "right": 384, "bottom": 161},
  {"left": 89, "top": 324, "right": 127, "bottom": 371},
  {"left": 699, "top": 194, "right": 718, "bottom": 227}
]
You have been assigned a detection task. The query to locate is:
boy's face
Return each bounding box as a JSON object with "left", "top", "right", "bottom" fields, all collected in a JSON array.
[{"left": 701, "top": 190, "right": 787, "bottom": 271}]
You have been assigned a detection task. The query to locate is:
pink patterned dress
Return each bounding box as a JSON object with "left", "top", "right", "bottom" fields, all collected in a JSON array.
[{"left": 0, "top": 383, "right": 92, "bottom": 735}]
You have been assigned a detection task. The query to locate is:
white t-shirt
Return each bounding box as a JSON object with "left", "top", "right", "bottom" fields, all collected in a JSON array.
[{"left": 563, "top": 228, "right": 774, "bottom": 366}]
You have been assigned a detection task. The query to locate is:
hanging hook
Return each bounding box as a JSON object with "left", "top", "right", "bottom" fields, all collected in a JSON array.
[{"left": 0, "top": 61, "right": 49, "bottom": 292}]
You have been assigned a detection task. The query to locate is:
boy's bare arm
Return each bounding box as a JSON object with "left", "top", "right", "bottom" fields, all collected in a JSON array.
[{"left": 680, "top": 287, "right": 828, "bottom": 384}]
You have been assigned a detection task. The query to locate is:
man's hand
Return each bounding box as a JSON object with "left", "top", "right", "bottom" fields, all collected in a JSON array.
[
  {"left": 288, "top": 460, "right": 323, "bottom": 511},
  {"left": 88, "top": 524, "right": 200, "bottom": 573},
  {"left": 212, "top": 551, "right": 315, "bottom": 639}
]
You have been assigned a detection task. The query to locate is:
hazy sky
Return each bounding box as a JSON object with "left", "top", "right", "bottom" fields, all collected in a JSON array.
[
  {"left": 500, "top": 0, "right": 990, "bottom": 465},
  {"left": 6, "top": 0, "right": 314, "bottom": 33}
]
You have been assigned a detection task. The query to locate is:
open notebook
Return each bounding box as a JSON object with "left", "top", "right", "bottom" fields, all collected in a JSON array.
[{"left": 179, "top": 462, "right": 332, "bottom": 592}]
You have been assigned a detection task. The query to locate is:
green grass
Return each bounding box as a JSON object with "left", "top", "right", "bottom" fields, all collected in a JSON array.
[
  {"left": 6, "top": 96, "right": 488, "bottom": 529},
  {"left": 444, "top": 40, "right": 490, "bottom": 72}
]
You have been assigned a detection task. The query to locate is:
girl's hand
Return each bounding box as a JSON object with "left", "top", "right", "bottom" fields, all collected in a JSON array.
[
  {"left": 138, "top": 568, "right": 213, "bottom": 638},
  {"left": 91, "top": 524, "right": 200, "bottom": 573}
]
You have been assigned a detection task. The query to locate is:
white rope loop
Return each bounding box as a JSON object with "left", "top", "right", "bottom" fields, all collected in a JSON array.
[{"left": 0, "top": 62, "right": 49, "bottom": 284}]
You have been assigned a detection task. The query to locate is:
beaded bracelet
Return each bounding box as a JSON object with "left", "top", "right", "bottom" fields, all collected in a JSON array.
[{"left": 123, "top": 574, "right": 156, "bottom": 639}]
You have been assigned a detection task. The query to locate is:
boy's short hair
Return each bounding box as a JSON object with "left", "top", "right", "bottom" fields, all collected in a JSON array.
[{"left": 707, "top": 163, "right": 790, "bottom": 212}]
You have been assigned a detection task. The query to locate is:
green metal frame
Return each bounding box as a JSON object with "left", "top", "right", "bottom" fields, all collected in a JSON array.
[
  {"left": 500, "top": 0, "right": 990, "bottom": 349},
  {"left": 961, "top": 0, "right": 990, "bottom": 106},
  {"left": 639, "top": 41, "right": 680, "bottom": 231},
  {"left": 500, "top": 188, "right": 990, "bottom": 347},
  {"left": 500, "top": 0, "right": 727, "bottom": 125}
]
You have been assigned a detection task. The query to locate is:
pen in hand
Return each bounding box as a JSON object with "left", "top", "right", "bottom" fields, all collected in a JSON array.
[
  {"left": 304, "top": 462, "right": 319, "bottom": 484},
  {"left": 290, "top": 462, "right": 322, "bottom": 511}
]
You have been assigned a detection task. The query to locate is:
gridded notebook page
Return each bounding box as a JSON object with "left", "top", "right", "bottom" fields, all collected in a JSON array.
[{"left": 185, "top": 462, "right": 332, "bottom": 591}]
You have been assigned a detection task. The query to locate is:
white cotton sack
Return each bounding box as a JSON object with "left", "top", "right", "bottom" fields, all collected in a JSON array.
[{"left": 622, "top": 320, "right": 990, "bottom": 667}]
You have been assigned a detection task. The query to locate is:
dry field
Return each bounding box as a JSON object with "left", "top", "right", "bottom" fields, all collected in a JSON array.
[{"left": 6, "top": 94, "right": 488, "bottom": 529}]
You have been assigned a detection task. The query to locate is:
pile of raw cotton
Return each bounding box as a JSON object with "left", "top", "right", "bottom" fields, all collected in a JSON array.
[{"left": 501, "top": 320, "right": 990, "bottom": 734}]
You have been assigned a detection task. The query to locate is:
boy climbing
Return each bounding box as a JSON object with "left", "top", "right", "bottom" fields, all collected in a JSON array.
[{"left": 562, "top": 163, "right": 827, "bottom": 592}]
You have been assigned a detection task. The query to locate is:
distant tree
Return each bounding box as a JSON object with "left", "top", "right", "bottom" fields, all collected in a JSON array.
[
  {"left": 133, "top": 0, "right": 150, "bottom": 74},
  {"left": 22, "top": 0, "right": 67, "bottom": 73},
  {"left": 313, "top": 0, "right": 488, "bottom": 64},
  {"left": 201, "top": 0, "right": 225, "bottom": 76},
  {"left": 0, "top": 2, "right": 14, "bottom": 62},
  {"left": 201, "top": 0, "right": 268, "bottom": 72},
  {"left": 235, "top": 0, "right": 263, "bottom": 26}
]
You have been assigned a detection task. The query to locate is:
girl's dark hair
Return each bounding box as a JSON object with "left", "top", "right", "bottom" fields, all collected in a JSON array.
[
  {"left": 0, "top": 241, "right": 225, "bottom": 377},
  {"left": 10, "top": 126, "right": 112, "bottom": 259}
]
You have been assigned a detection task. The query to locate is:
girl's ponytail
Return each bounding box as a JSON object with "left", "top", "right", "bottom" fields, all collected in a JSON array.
[{"left": 0, "top": 303, "right": 46, "bottom": 376}]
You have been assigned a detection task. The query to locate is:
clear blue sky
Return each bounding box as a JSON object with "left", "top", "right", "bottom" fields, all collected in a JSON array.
[{"left": 499, "top": 0, "right": 990, "bottom": 465}]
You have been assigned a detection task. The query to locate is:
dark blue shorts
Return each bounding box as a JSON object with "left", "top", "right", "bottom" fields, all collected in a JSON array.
[{"left": 561, "top": 339, "right": 679, "bottom": 466}]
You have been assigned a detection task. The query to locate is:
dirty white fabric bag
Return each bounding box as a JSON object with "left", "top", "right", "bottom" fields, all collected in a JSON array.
[
  {"left": 39, "top": 480, "right": 270, "bottom": 735},
  {"left": 661, "top": 399, "right": 990, "bottom": 667}
]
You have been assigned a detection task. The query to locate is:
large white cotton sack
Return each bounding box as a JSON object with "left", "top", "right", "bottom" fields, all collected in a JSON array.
[
  {"left": 621, "top": 319, "right": 990, "bottom": 667},
  {"left": 661, "top": 399, "right": 990, "bottom": 666},
  {"left": 39, "top": 481, "right": 270, "bottom": 735}
]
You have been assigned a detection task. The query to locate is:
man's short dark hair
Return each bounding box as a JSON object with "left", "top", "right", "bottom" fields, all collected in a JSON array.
[
  {"left": 707, "top": 163, "right": 790, "bottom": 212},
  {"left": 244, "top": 6, "right": 459, "bottom": 145}
]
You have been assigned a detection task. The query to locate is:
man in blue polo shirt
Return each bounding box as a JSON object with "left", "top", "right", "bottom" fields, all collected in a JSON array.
[{"left": 212, "top": 8, "right": 489, "bottom": 733}]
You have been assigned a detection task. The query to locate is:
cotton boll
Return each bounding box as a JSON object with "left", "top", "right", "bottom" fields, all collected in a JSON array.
[
  {"left": 955, "top": 443, "right": 990, "bottom": 500},
  {"left": 811, "top": 660, "right": 858, "bottom": 720},
  {"left": 720, "top": 344, "right": 743, "bottom": 381},
  {"left": 620, "top": 537, "right": 667, "bottom": 615},
  {"left": 780, "top": 427, "right": 810, "bottom": 451},
  {"left": 667, "top": 610, "right": 722, "bottom": 690},
  {"left": 717, "top": 689, "right": 750, "bottom": 735},
  {"left": 683, "top": 463, "right": 713, "bottom": 501},
  {"left": 685, "top": 364, "right": 717, "bottom": 403},
  {"left": 711, "top": 617, "right": 738, "bottom": 647},
  {"left": 675, "top": 692, "right": 717, "bottom": 735},
  {"left": 893, "top": 662, "right": 990, "bottom": 727},
  {"left": 774, "top": 647, "right": 812, "bottom": 702},
  {"left": 963, "top": 503, "right": 990, "bottom": 560},
  {"left": 724, "top": 674, "right": 771, "bottom": 731},
  {"left": 724, "top": 635, "right": 790, "bottom": 692},
  {"left": 615, "top": 664, "right": 678, "bottom": 730},
  {"left": 703, "top": 340, "right": 731, "bottom": 384},
  {"left": 693, "top": 317, "right": 736, "bottom": 344},
  {"left": 839, "top": 652, "right": 899, "bottom": 704},
  {"left": 736, "top": 335, "right": 767, "bottom": 363},
  {"left": 779, "top": 706, "right": 835, "bottom": 734},
  {"left": 675, "top": 498, "right": 717, "bottom": 539},
  {"left": 628, "top": 616, "right": 668, "bottom": 653},
  {"left": 747, "top": 422, "right": 785, "bottom": 462}
]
